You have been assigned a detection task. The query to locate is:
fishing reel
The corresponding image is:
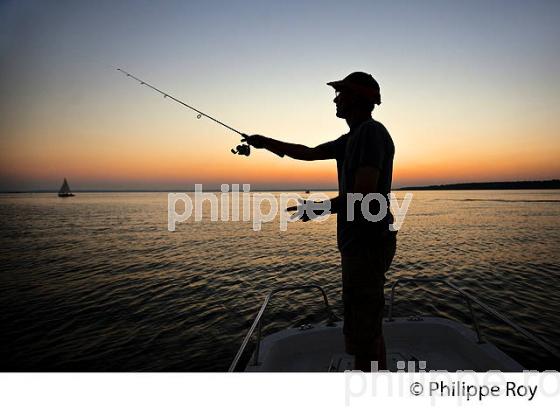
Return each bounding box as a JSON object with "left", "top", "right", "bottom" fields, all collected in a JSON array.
[{"left": 231, "top": 142, "right": 251, "bottom": 156}]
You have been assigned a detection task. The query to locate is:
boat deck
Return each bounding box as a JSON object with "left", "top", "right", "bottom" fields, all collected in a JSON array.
[{"left": 245, "top": 317, "right": 523, "bottom": 372}]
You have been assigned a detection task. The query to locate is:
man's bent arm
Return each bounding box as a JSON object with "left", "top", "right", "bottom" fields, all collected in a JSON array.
[
  {"left": 287, "top": 196, "right": 341, "bottom": 216},
  {"left": 328, "top": 196, "right": 341, "bottom": 214},
  {"left": 353, "top": 166, "right": 380, "bottom": 195}
]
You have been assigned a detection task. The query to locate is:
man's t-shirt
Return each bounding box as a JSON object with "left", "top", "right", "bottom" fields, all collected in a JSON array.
[{"left": 317, "top": 118, "right": 395, "bottom": 254}]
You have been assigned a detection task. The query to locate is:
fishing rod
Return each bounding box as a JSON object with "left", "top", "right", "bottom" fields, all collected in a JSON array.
[{"left": 116, "top": 68, "right": 251, "bottom": 156}]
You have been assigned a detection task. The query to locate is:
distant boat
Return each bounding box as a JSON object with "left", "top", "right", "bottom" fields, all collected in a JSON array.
[
  {"left": 305, "top": 190, "right": 310, "bottom": 194},
  {"left": 58, "top": 178, "right": 75, "bottom": 197}
]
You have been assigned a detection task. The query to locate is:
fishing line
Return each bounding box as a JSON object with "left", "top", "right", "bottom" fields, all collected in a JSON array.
[{"left": 116, "top": 68, "right": 251, "bottom": 156}]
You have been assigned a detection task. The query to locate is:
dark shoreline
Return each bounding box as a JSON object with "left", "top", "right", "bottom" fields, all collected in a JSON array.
[{"left": 397, "top": 179, "right": 560, "bottom": 191}]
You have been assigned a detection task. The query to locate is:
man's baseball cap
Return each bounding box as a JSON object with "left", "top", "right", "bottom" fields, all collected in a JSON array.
[{"left": 327, "top": 72, "right": 381, "bottom": 105}]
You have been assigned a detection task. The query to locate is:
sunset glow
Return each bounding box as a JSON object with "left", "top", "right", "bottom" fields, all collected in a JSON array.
[{"left": 1, "top": 1, "right": 559, "bottom": 191}]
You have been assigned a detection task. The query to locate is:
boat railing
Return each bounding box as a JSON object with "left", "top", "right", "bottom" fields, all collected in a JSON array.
[
  {"left": 388, "top": 277, "right": 560, "bottom": 359},
  {"left": 230, "top": 277, "right": 559, "bottom": 372},
  {"left": 228, "top": 284, "right": 340, "bottom": 372}
]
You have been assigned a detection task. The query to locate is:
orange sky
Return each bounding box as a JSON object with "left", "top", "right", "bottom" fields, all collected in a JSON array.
[{"left": 1, "top": 1, "right": 559, "bottom": 191}]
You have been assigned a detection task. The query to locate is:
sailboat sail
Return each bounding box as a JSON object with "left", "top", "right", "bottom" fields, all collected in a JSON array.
[{"left": 58, "top": 178, "right": 74, "bottom": 197}]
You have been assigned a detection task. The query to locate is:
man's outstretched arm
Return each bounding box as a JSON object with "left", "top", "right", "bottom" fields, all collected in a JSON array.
[{"left": 242, "top": 134, "right": 333, "bottom": 161}]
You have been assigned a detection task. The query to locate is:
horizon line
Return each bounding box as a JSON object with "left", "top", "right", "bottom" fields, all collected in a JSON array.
[{"left": 1, "top": 179, "right": 559, "bottom": 194}]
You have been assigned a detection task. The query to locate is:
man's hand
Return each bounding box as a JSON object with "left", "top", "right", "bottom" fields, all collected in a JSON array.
[
  {"left": 286, "top": 200, "right": 330, "bottom": 222},
  {"left": 286, "top": 201, "right": 311, "bottom": 222},
  {"left": 242, "top": 134, "right": 286, "bottom": 157},
  {"left": 242, "top": 134, "right": 269, "bottom": 149}
]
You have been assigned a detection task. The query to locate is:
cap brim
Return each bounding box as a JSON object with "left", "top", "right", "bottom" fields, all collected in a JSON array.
[
  {"left": 327, "top": 80, "right": 381, "bottom": 104},
  {"left": 327, "top": 80, "right": 345, "bottom": 90}
]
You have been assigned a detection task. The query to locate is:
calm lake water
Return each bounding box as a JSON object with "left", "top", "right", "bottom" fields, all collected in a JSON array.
[{"left": 1, "top": 190, "right": 559, "bottom": 371}]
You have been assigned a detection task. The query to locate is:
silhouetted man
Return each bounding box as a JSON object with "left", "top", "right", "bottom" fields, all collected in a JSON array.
[{"left": 243, "top": 72, "right": 396, "bottom": 371}]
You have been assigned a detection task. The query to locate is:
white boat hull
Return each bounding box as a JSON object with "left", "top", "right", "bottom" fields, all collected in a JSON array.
[{"left": 245, "top": 317, "right": 523, "bottom": 372}]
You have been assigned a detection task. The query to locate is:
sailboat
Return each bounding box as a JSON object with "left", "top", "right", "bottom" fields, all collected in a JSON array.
[{"left": 58, "top": 178, "right": 74, "bottom": 197}]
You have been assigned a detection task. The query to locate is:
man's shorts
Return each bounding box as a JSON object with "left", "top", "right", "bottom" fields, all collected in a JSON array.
[{"left": 341, "top": 233, "right": 397, "bottom": 355}]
